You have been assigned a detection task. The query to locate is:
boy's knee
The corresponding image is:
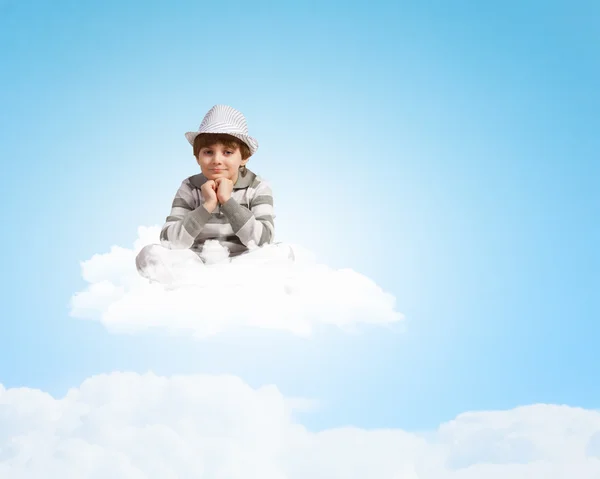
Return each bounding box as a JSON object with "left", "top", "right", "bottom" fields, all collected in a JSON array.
[{"left": 135, "top": 244, "right": 164, "bottom": 274}]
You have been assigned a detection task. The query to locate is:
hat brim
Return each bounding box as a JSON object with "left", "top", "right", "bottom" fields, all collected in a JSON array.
[{"left": 185, "top": 130, "right": 258, "bottom": 156}]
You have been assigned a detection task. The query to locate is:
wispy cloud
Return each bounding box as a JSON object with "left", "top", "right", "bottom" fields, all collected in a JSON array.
[
  {"left": 1, "top": 372, "right": 599, "bottom": 478},
  {"left": 69, "top": 226, "right": 404, "bottom": 338}
]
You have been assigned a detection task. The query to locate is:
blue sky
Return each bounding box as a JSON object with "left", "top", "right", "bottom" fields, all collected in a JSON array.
[{"left": 1, "top": 0, "right": 598, "bottom": 435}]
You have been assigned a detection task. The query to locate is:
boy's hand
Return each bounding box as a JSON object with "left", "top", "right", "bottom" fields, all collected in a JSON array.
[
  {"left": 215, "top": 178, "right": 234, "bottom": 204},
  {"left": 201, "top": 180, "right": 218, "bottom": 213}
]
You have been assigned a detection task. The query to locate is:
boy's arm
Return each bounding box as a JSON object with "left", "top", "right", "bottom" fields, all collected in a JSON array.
[
  {"left": 220, "top": 180, "right": 275, "bottom": 248},
  {"left": 160, "top": 180, "right": 212, "bottom": 249}
]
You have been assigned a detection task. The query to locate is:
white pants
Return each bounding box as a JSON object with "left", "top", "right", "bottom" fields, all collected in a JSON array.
[{"left": 135, "top": 242, "right": 295, "bottom": 285}]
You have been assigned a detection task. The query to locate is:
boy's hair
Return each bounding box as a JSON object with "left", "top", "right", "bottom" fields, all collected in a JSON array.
[{"left": 193, "top": 133, "right": 252, "bottom": 160}]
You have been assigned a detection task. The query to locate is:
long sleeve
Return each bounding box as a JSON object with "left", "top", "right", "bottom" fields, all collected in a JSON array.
[
  {"left": 160, "top": 180, "right": 211, "bottom": 249},
  {"left": 220, "top": 180, "right": 275, "bottom": 248}
]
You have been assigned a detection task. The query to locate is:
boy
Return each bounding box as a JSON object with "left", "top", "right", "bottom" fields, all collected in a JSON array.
[{"left": 136, "top": 104, "right": 289, "bottom": 284}]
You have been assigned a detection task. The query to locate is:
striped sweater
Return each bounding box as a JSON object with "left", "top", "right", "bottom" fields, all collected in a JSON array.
[{"left": 160, "top": 169, "right": 275, "bottom": 256}]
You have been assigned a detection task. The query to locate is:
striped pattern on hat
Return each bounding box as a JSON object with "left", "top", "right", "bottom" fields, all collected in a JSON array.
[{"left": 185, "top": 105, "right": 259, "bottom": 155}]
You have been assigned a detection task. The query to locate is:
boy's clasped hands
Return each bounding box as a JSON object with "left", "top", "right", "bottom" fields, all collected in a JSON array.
[{"left": 201, "top": 178, "right": 233, "bottom": 213}]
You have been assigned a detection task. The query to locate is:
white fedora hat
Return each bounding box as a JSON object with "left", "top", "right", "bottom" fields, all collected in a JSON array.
[{"left": 185, "top": 104, "right": 259, "bottom": 156}]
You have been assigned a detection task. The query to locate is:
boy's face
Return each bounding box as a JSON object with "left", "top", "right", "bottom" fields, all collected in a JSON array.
[{"left": 196, "top": 142, "right": 248, "bottom": 183}]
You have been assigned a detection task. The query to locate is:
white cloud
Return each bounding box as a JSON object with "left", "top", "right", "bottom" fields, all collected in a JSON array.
[
  {"left": 69, "top": 226, "right": 404, "bottom": 338},
  {"left": 1, "top": 372, "right": 600, "bottom": 478}
]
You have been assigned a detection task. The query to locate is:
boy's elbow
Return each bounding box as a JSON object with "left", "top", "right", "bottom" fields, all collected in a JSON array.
[
  {"left": 160, "top": 226, "right": 191, "bottom": 250},
  {"left": 160, "top": 238, "right": 175, "bottom": 249},
  {"left": 257, "top": 224, "right": 274, "bottom": 246},
  {"left": 161, "top": 238, "right": 192, "bottom": 250}
]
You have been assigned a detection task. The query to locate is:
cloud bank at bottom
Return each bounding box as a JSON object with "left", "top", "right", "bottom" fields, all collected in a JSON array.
[
  {"left": 2, "top": 371, "right": 600, "bottom": 478},
  {"left": 69, "top": 226, "right": 404, "bottom": 338}
]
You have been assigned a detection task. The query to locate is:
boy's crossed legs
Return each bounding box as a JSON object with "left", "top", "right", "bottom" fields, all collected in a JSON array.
[
  {"left": 135, "top": 243, "right": 295, "bottom": 285},
  {"left": 135, "top": 244, "right": 204, "bottom": 285}
]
